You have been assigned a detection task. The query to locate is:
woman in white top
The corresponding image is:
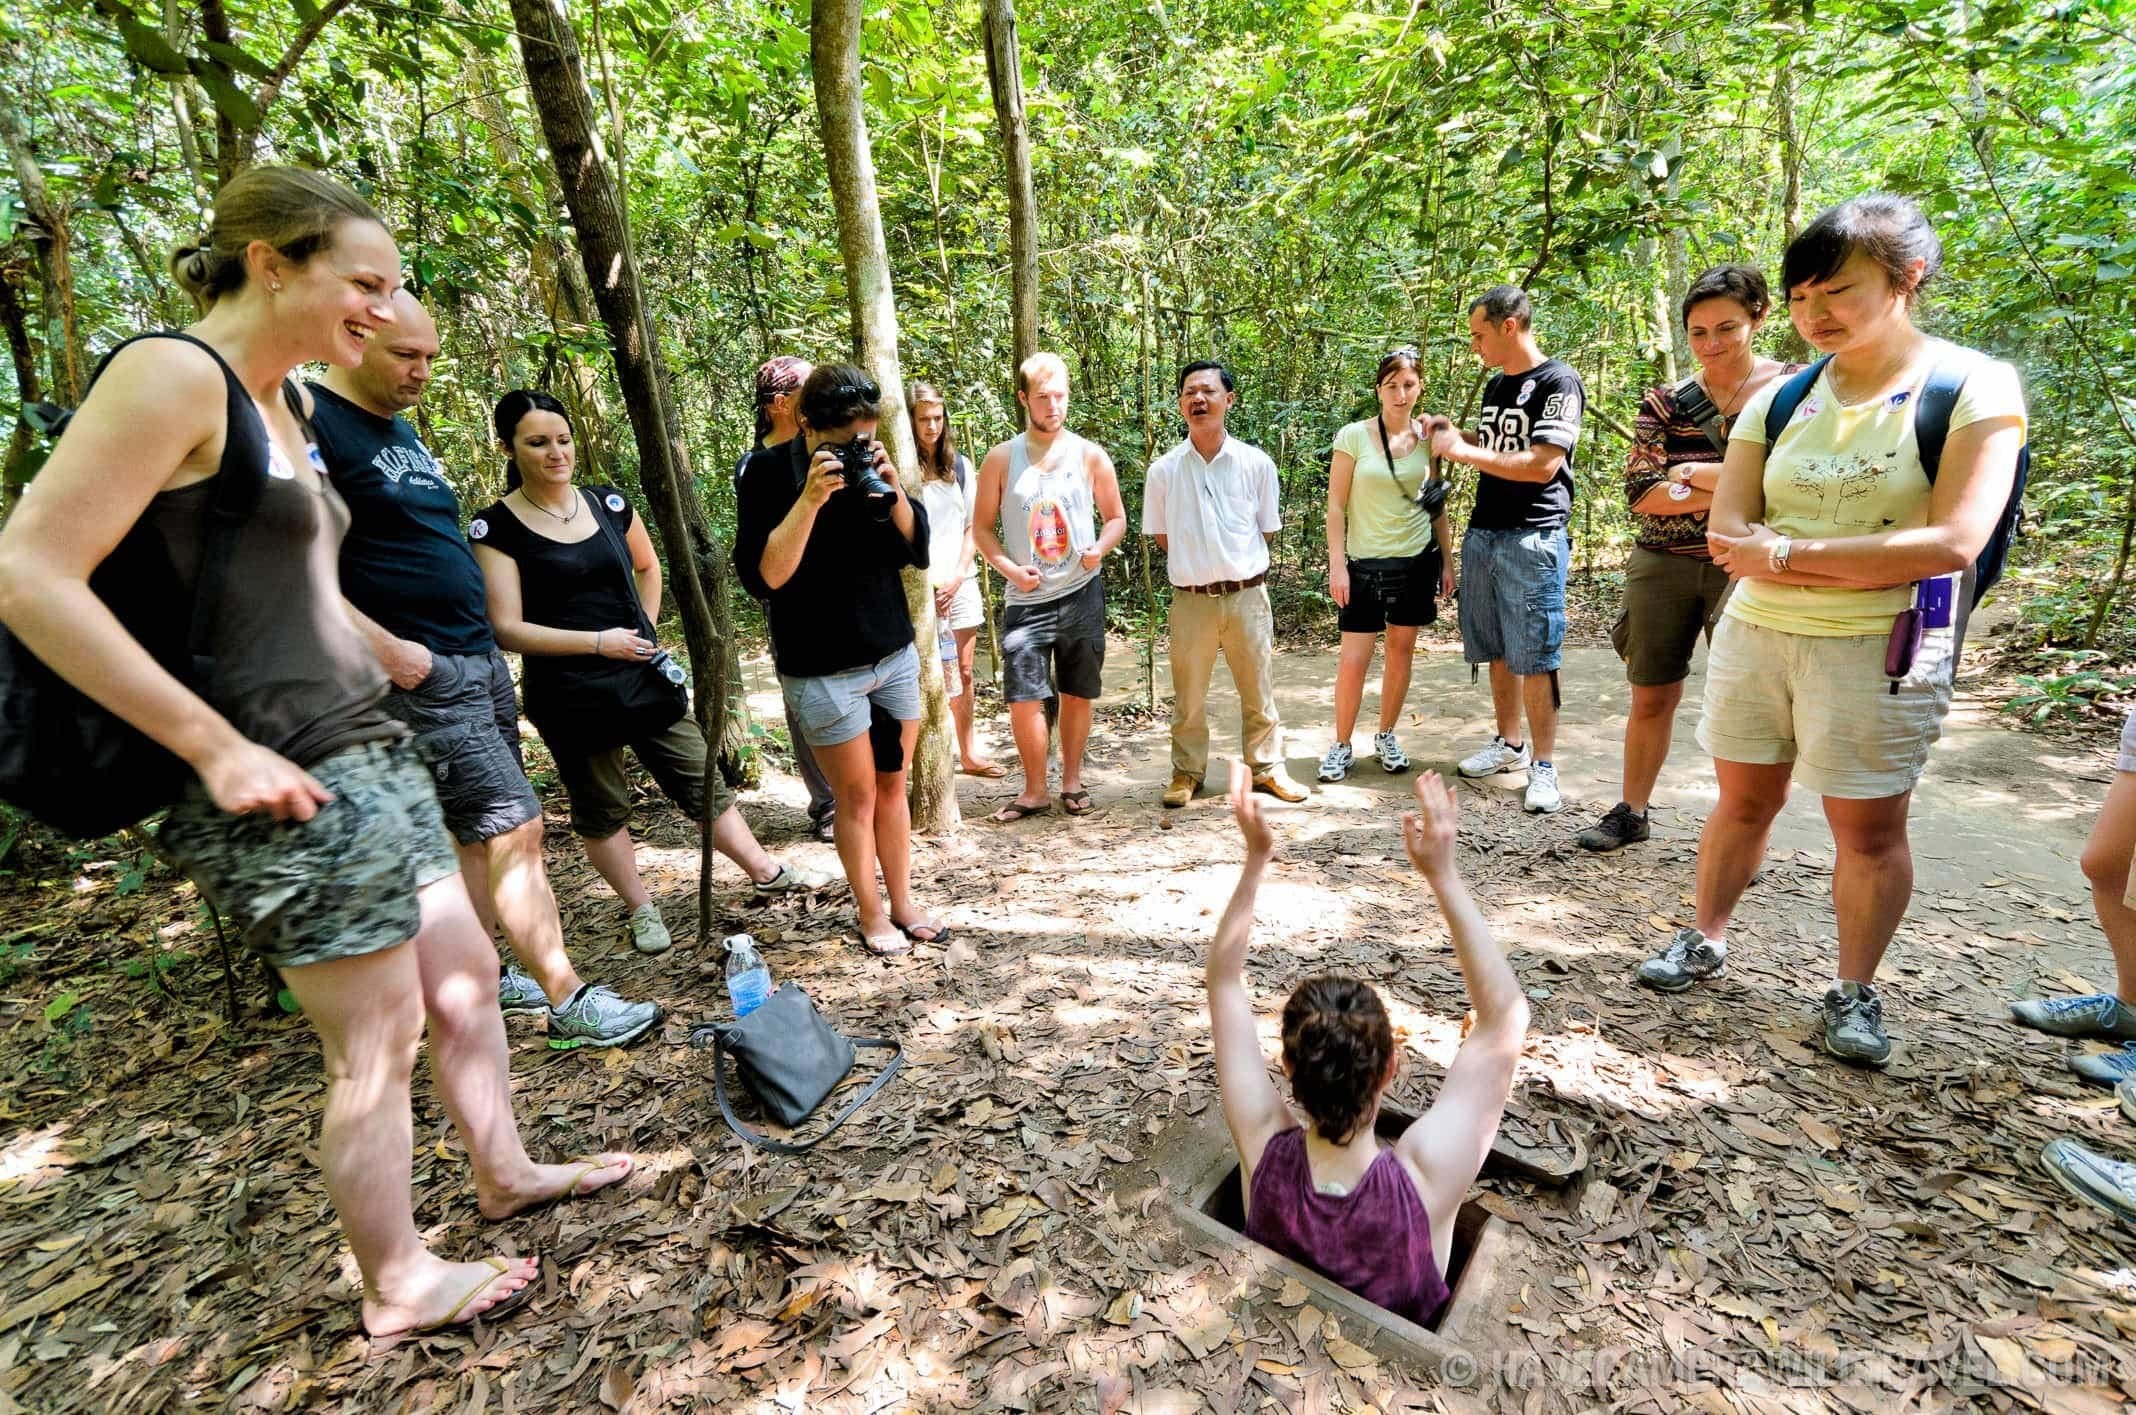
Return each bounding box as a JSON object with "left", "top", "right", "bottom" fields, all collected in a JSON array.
[
  {"left": 909, "top": 381, "right": 1002, "bottom": 777},
  {"left": 1319, "top": 348, "right": 1454, "bottom": 783},
  {"left": 1635, "top": 193, "right": 2027, "bottom": 1069}
]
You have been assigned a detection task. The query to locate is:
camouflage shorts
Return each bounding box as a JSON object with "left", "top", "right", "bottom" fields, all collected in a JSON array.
[{"left": 158, "top": 737, "right": 459, "bottom": 971}]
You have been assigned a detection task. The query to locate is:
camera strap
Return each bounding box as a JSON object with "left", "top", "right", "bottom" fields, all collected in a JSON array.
[
  {"left": 585, "top": 487, "right": 658, "bottom": 639},
  {"left": 1376, "top": 413, "right": 1445, "bottom": 516}
]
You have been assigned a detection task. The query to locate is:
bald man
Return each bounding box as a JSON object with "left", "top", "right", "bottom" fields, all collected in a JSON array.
[{"left": 308, "top": 293, "right": 659, "bottom": 1051}]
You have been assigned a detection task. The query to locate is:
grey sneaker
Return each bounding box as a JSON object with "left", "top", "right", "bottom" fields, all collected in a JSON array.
[
  {"left": 2121, "top": 1079, "right": 2136, "bottom": 1126},
  {"left": 1372, "top": 732, "right": 1410, "bottom": 774},
  {"left": 547, "top": 984, "right": 660, "bottom": 1050},
  {"left": 1822, "top": 981, "right": 1893, "bottom": 1068},
  {"left": 1458, "top": 735, "right": 1530, "bottom": 778},
  {"left": 2039, "top": 1138, "right": 2136, "bottom": 1225},
  {"left": 753, "top": 861, "right": 833, "bottom": 898},
  {"left": 1635, "top": 927, "right": 1728, "bottom": 992},
  {"left": 1523, "top": 760, "right": 1563, "bottom": 814},
  {"left": 498, "top": 964, "right": 550, "bottom": 1016},
  {"left": 627, "top": 903, "right": 672, "bottom": 955},
  {"left": 1575, "top": 802, "right": 1651, "bottom": 853},
  {"left": 2070, "top": 1043, "right": 2136, "bottom": 1087},
  {"left": 1317, "top": 742, "right": 1354, "bottom": 783},
  {"left": 2010, "top": 992, "right": 2136, "bottom": 1041}
]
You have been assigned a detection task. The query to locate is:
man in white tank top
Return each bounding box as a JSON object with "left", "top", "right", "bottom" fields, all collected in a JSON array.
[{"left": 973, "top": 352, "right": 1128, "bottom": 821}]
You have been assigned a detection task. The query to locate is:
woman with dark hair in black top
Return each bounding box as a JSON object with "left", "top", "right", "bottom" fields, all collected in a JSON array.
[{"left": 471, "top": 392, "right": 828, "bottom": 958}]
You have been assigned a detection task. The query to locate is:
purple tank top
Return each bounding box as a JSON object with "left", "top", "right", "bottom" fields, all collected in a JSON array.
[{"left": 1243, "top": 1128, "right": 1450, "bottom": 1326}]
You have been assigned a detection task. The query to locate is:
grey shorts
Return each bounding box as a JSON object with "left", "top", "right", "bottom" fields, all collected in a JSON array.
[
  {"left": 1459, "top": 526, "right": 1568, "bottom": 676},
  {"left": 1613, "top": 546, "right": 1734, "bottom": 688},
  {"left": 1001, "top": 576, "right": 1106, "bottom": 702},
  {"left": 2119, "top": 709, "right": 2136, "bottom": 774},
  {"left": 781, "top": 642, "right": 923, "bottom": 748},
  {"left": 158, "top": 738, "right": 459, "bottom": 971},
  {"left": 383, "top": 649, "right": 541, "bottom": 846},
  {"left": 553, "top": 711, "right": 734, "bottom": 839}
]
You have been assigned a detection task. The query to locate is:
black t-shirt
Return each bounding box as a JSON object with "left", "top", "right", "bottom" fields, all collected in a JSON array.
[
  {"left": 732, "top": 439, "right": 930, "bottom": 678},
  {"left": 1466, "top": 358, "right": 1586, "bottom": 532},
  {"left": 308, "top": 383, "right": 496, "bottom": 655},
  {"left": 468, "top": 487, "right": 649, "bottom": 732}
]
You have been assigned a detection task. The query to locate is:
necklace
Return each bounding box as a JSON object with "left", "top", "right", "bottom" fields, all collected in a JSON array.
[
  {"left": 1829, "top": 337, "right": 1927, "bottom": 407},
  {"left": 1702, "top": 359, "right": 1756, "bottom": 420},
  {"left": 520, "top": 487, "right": 580, "bottom": 524}
]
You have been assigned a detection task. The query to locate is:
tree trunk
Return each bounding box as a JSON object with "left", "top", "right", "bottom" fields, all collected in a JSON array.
[
  {"left": 0, "top": 260, "right": 42, "bottom": 515},
  {"left": 811, "top": 0, "right": 959, "bottom": 834},
  {"left": 508, "top": 0, "right": 737, "bottom": 939},
  {"left": 0, "top": 99, "right": 82, "bottom": 404},
  {"left": 981, "top": 0, "right": 1040, "bottom": 369}
]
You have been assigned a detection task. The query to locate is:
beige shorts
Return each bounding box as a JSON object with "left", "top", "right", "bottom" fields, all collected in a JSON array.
[{"left": 1696, "top": 615, "right": 1955, "bottom": 800}]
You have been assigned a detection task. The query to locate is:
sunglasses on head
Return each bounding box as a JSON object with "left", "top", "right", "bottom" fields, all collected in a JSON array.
[
  {"left": 1382, "top": 345, "right": 1421, "bottom": 363},
  {"left": 831, "top": 379, "right": 881, "bottom": 400}
]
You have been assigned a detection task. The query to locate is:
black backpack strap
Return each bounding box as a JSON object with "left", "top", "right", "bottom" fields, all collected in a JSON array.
[
  {"left": 584, "top": 487, "right": 657, "bottom": 638},
  {"left": 706, "top": 1029, "right": 903, "bottom": 1154},
  {"left": 1761, "top": 356, "right": 1831, "bottom": 447},
  {"left": 1671, "top": 375, "right": 1730, "bottom": 454},
  {"left": 1911, "top": 362, "right": 1971, "bottom": 486}
]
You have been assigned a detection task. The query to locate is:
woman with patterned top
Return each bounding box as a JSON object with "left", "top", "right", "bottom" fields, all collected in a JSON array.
[
  {"left": 1633, "top": 195, "right": 2027, "bottom": 1069},
  {"left": 1577, "top": 266, "right": 1795, "bottom": 853}
]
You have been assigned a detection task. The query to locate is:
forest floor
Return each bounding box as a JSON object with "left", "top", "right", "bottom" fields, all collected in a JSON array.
[{"left": 2, "top": 622, "right": 2134, "bottom": 1413}]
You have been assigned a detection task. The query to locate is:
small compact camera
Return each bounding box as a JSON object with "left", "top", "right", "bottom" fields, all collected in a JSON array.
[
  {"left": 832, "top": 434, "right": 896, "bottom": 518},
  {"left": 647, "top": 649, "right": 687, "bottom": 687}
]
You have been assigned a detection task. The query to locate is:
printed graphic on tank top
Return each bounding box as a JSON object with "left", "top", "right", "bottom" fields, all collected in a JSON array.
[{"left": 1002, "top": 432, "right": 1098, "bottom": 607}]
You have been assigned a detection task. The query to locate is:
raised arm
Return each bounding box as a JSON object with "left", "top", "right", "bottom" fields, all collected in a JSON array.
[
  {"left": 1208, "top": 761, "right": 1296, "bottom": 1175},
  {"left": 0, "top": 339, "right": 330, "bottom": 821},
  {"left": 1393, "top": 772, "right": 1530, "bottom": 1245}
]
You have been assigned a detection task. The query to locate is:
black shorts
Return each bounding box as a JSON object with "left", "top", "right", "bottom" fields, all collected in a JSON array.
[
  {"left": 1338, "top": 548, "right": 1441, "bottom": 634},
  {"left": 1001, "top": 576, "right": 1106, "bottom": 702}
]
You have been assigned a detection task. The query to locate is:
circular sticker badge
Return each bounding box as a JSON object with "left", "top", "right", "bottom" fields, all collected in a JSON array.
[
  {"left": 469, "top": 518, "right": 489, "bottom": 541},
  {"left": 266, "top": 446, "right": 297, "bottom": 480},
  {"left": 605, "top": 493, "right": 626, "bottom": 513}
]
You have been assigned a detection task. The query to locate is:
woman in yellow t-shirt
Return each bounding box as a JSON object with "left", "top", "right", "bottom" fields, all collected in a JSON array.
[
  {"left": 1317, "top": 348, "right": 1455, "bottom": 783},
  {"left": 1632, "top": 193, "right": 2027, "bottom": 1070}
]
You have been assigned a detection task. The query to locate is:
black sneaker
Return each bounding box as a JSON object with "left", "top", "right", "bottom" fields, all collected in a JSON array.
[{"left": 1575, "top": 802, "right": 1650, "bottom": 853}]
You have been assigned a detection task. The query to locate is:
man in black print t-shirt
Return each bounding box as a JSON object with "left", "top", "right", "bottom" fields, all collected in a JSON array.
[
  {"left": 312, "top": 292, "right": 657, "bottom": 1051},
  {"left": 1429, "top": 284, "right": 1586, "bottom": 816}
]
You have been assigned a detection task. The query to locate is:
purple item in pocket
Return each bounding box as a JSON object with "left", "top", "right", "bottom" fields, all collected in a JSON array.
[
  {"left": 1884, "top": 607, "right": 1924, "bottom": 682},
  {"left": 1917, "top": 575, "right": 1956, "bottom": 631}
]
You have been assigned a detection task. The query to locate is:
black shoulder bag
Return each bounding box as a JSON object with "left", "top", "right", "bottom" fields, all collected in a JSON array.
[
  {"left": 1670, "top": 376, "right": 1731, "bottom": 454},
  {"left": 0, "top": 332, "right": 276, "bottom": 838},
  {"left": 582, "top": 489, "right": 690, "bottom": 738},
  {"left": 689, "top": 984, "right": 904, "bottom": 1153}
]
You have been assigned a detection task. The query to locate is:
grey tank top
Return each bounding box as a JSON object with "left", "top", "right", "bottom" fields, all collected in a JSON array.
[
  {"left": 1000, "top": 431, "right": 1099, "bottom": 607},
  {"left": 149, "top": 414, "right": 400, "bottom": 769}
]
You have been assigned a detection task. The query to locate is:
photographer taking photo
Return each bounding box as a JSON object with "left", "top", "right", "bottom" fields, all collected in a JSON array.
[{"left": 734, "top": 365, "right": 946, "bottom": 956}]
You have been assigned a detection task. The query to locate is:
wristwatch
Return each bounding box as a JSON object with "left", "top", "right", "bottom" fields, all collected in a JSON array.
[{"left": 1769, "top": 535, "right": 1793, "bottom": 575}]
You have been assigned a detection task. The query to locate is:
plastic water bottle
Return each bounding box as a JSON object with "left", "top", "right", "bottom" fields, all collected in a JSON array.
[{"left": 724, "top": 933, "right": 772, "bottom": 1018}]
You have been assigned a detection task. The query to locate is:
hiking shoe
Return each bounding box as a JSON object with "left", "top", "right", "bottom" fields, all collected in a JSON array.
[
  {"left": 1576, "top": 802, "right": 1651, "bottom": 853},
  {"left": 1635, "top": 927, "right": 1728, "bottom": 992},
  {"left": 1372, "top": 732, "right": 1410, "bottom": 775},
  {"left": 808, "top": 815, "right": 835, "bottom": 844},
  {"left": 2039, "top": 1138, "right": 2136, "bottom": 1226},
  {"left": 1162, "top": 773, "right": 1199, "bottom": 809},
  {"left": 498, "top": 965, "right": 550, "bottom": 1017},
  {"left": 547, "top": 984, "right": 660, "bottom": 1050},
  {"left": 1253, "top": 772, "right": 1308, "bottom": 803},
  {"left": 1458, "top": 735, "right": 1530, "bottom": 778},
  {"left": 2070, "top": 1043, "right": 2136, "bottom": 1087},
  {"left": 1822, "top": 981, "right": 1893, "bottom": 1068},
  {"left": 2009, "top": 992, "right": 2136, "bottom": 1041},
  {"left": 1523, "top": 760, "right": 1563, "bottom": 814},
  {"left": 627, "top": 903, "right": 672, "bottom": 956},
  {"left": 753, "top": 861, "right": 833, "bottom": 898},
  {"left": 1317, "top": 742, "right": 1354, "bottom": 783},
  {"left": 2121, "top": 1079, "right": 2136, "bottom": 1126}
]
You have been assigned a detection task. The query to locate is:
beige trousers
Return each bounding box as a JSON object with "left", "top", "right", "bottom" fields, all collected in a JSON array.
[{"left": 1168, "top": 583, "right": 1281, "bottom": 780}]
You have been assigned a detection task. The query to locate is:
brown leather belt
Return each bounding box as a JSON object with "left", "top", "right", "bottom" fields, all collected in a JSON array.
[{"left": 1177, "top": 572, "right": 1268, "bottom": 596}]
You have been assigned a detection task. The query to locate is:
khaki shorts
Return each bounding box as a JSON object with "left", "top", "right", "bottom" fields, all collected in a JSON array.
[
  {"left": 1614, "top": 546, "right": 1733, "bottom": 688},
  {"left": 553, "top": 711, "right": 734, "bottom": 839},
  {"left": 1696, "top": 615, "right": 1955, "bottom": 799}
]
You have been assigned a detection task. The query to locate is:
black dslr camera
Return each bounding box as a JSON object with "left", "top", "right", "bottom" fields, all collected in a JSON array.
[{"left": 831, "top": 434, "right": 896, "bottom": 519}]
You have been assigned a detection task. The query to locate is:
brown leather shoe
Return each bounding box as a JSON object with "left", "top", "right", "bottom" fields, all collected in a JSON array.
[
  {"left": 1161, "top": 773, "right": 1198, "bottom": 809},
  {"left": 1252, "top": 772, "right": 1307, "bottom": 803}
]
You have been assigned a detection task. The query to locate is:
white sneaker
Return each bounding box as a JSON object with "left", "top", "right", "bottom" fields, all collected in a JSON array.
[
  {"left": 1372, "top": 731, "right": 1409, "bottom": 774},
  {"left": 1524, "top": 760, "right": 1562, "bottom": 814},
  {"left": 627, "top": 903, "right": 672, "bottom": 955},
  {"left": 1316, "top": 742, "right": 1354, "bottom": 783},
  {"left": 1457, "top": 735, "right": 1531, "bottom": 778}
]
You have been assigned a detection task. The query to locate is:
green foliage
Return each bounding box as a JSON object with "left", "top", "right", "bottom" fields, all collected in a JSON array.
[{"left": 2003, "top": 653, "right": 2134, "bottom": 725}]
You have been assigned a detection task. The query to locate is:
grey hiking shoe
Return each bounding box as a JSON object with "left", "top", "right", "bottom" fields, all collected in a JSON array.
[
  {"left": 1635, "top": 927, "right": 1727, "bottom": 992},
  {"left": 1458, "top": 735, "right": 1530, "bottom": 778},
  {"left": 2039, "top": 1138, "right": 2136, "bottom": 1226},
  {"left": 548, "top": 984, "right": 660, "bottom": 1050},
  {"left": 2122, "top": 1079, "right": 2136, "bottom": 1126},
  {"left": 1372, "top": 731, "right": 1410, "bottom": 774},
  {"left": 2009, "top": 992, "right": 2136, "bottom": 1041},
  {"left": 498, "top": 964, "right": 550, "bottom": 1017},
  {"left": 2070, "top": 1042, "right": 2136, "bottom": 1087},
  {"left": 1576, "top": 802, "right": 1651, "bottom": 854},
  {"left": 627, "top": 903, "right": 672, "bottom": 956},
  {"left": 1822, "top": 981, "right": 1893, "bottom": 1068}
]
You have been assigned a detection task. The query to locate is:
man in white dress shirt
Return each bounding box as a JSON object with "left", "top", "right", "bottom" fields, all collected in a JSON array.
[{"left": 1144, "top": 361, "right": 1306, "bottom": 808}]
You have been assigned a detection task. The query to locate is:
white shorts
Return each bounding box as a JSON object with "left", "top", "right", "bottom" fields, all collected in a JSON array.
[
  {"left": 943, "top": 577, "right": 984, "bottom": 632},
  {"left": 1696, "top": 615, "right": 1955, "bottom": 800}
]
